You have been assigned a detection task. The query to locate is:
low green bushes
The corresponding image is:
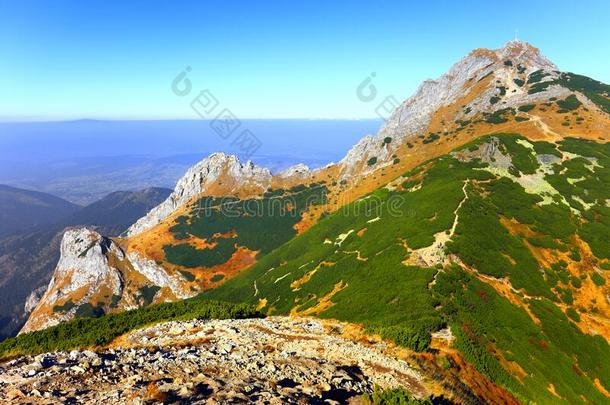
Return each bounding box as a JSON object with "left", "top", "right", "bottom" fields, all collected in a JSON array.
[
  {"left": 422, "top": 133, "right": 440, "bottom": 144},
  {"left": 518, "top": 104, "right": 535, "bottom": 112},
  {"left": 591, "top": 272, "right": 605, "bottom": 286},
  {"left": 163, "top": 184, "right": 328, "bottom": 268},
  {"left": 556, "top": 95, "right": 582, "bottom": 111},
  {"left": 362, "top": 386, "right": 433, "bottom": 404}
]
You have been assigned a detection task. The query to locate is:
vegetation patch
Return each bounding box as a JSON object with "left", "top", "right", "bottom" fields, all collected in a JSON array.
[
  {"left": 518, "top": 104, "right": 535, "bottom": 112},
  {"left": 110, "top": 294, "right": 121, "bottom": 309},
  {"left": 53, "top": 300, "right": 76, "bottom": 313},
  {"left": 362, "top": 386, "right": 433, "bottom": 404},
  {"left": 591, "top": 272, "right": 605, "bottom": 286},
  {"left": 179, "top": 270, "right": 196, "bottom": 282},
  {"left": 138, "top": 285, "right": 161, "bottom": 306},
  {"left": 483, "top": 108, "right": 514, "bottom": 124},
  {"left": 527, "top": 70, "right": 550, "bottom": 84},
  {"left": 163, "top": 184, "right": 328, "bottom": 268},
  {"left": 75, "top": 302, "right": 105, "bottom": 319},
  {"left": 528, "top": 71, "right": 610, "bottom": 113},
  {"left": 422, "top": 133, "right": 440, "bottom": 144},
  {"left": 556, "top": 95, "right": 582, "bottom": 112}
]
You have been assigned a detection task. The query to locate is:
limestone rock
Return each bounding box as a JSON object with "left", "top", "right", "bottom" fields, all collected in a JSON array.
[
  {"left": 20, "top": 228, "right": 125, "bottom": 333},
  {"left": 125, "top": 153, "right": 273, "bottom": 237}
]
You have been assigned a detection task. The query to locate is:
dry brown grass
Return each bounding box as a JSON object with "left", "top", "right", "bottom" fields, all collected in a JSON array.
[{"left": 291, "top": 281, "right": 346, "bottom": 316}]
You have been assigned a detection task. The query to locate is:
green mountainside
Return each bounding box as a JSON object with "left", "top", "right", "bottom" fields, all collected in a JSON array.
[
  {"left": 163, "top": 183, "right": 327, "bottom": 269},
  {"left": 204, "top": 134, "right": 610, "bottom": 404}
]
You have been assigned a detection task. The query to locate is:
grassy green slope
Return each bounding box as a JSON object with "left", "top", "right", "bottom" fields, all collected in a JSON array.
[
  {"left": 206, "top": 134, "right": 610, "bottom": 404},
  {"left": 163, "top": 183, "right": 328, "bottom": 268}
]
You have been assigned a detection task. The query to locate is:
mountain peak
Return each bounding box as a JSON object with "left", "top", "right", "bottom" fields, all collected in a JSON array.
[
  {"left": 501, "top": 38, "right": 536, "bottom": 50},
  {"left": 467, "top": 40, "right": 556, "bottom": 71},
  {"left": 495, "top": 39, "right": 557, "bottom": 70},
  {"left": 20, "top": 227, "right": 125, "bottom": 333},
  {"left": 125, "top": 152, "right": 272, "bottom": 237}
]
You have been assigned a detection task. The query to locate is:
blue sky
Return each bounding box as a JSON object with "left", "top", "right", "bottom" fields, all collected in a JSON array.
[{"left": 1, "top": 0, "right": 609, "bottom": 121}]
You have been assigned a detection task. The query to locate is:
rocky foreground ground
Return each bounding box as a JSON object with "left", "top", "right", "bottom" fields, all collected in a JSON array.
[{"left": 0, "top": 317, "right": 433, "bottom": 404}]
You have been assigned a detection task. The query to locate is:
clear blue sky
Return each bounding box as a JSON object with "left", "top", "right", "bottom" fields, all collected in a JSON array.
[{"left": 1, "top": 0, "right": 609, "bottom": 121}]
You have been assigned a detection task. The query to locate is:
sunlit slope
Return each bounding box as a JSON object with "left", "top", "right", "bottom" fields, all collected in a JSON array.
[{"left": 206, "top": 134, "right": 610, "bottom": 404}]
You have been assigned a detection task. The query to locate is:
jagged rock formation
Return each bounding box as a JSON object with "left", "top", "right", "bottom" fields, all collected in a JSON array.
[
  {"left": 396, "top": 40, "right": 556, "bottom": 131},
  {"left": 21, "top": 229, "right": 126, "bottom": 333},
  {"left": 126, "top": 153, "right": 273, "bottom": 237},
  {"left": 278, "top": 163, "right": 312, "bottom": 179},
  {"left": 0, "top": 187, "right": 171, "bottom": 340}
]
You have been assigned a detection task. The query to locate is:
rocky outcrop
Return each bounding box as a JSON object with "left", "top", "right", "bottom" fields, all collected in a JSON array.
[
  {"left": 126, "top": 252, "right": 191, "bottom": 299},
  {"left": 278, "top": 163, "right": 312, "bottom": 179},
  {"left": 21, "top": 228, "right": 197, "bottom": 334},
  {"left": 23, "top": 286, "right": 47, "bottom": 314},
  {"left": 381, "top": 40, "right": 556, "bottom": 142},
  {"left": 20, "top": 228, "right": 126, "bottom": 333},
  {"left": 125, "top": 153, "right": 273, "bottom": 237},
  {"left": 1, "top": 317, "right": 434, "bottom": 403},
  {"left": 0, "top": 187, "right": 171, "bottom": 340}
]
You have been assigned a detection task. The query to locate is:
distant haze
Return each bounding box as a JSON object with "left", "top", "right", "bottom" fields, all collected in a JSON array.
[{"left": 0, "top": 119, "right": 381, "bottom": 204}]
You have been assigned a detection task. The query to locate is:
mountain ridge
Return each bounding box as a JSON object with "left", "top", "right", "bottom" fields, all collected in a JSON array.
[
  {"left": 23, "top": 40, "right": 610, "bottom": 333},
  {"left": 0, "top": 185, "right": 80, "bottom": 239}
]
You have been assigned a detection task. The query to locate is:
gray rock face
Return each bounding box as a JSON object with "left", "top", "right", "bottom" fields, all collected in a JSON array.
[
  {"left": 23, "top": 286, "right": 47, "bottom": 314},
  {"left": 278, "top": 163, "right": 312, "bottom": 179},
  {"left": 381, "top": 40, "right": 556, "bottom": 142},
  {"left": 125, "top": 152, "right": 272, "bottom": 237},
  {"left": 126, "top": 251, "right": 191, "bottom": 299},
  {"left": 339, "top": 40, "right": 564, "bottom": 175},
  {"left": 20, "top": 228, "right": 126, "bottom": 333}
]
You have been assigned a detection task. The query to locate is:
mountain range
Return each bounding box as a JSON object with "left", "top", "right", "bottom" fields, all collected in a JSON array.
[
  {"left": 2, "top": 40, "right": 609, "bottom": 404},
  {"left": 0, "top": 185, "right": 80, "bottom": 239}
]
